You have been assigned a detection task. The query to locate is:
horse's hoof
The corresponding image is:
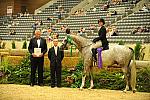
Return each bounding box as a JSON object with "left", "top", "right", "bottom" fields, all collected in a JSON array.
[
  {"left": 88, "top": 86, "right": 94, "bottom": 90},
  {"left": 133, "top": 90, "right": 136, "bottom": 93},
  {"left": 79, "top": 88, "right": 83, "bottom": 91},
  {"left": 123, "top": 90, "right": 127, "bottom": 93}
]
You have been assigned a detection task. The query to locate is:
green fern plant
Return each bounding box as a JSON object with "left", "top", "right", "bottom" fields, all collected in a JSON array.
[
  {"left": 22, "top": 41, "right": 27, "bottom": 49},
  {"left": 12, "top": 41, "right": 16, "bottom": 49},
  {"left": 118, "top": 40, "right": 125, "bottom": 45},
  {"left": 134, "top": 42, "right": 142, "bottom": 60}
]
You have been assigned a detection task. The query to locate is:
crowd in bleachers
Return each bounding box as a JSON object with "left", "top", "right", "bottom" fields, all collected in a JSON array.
[
  {"left": 140, "top": 4, "right": 149, "bottom": 12},
  {"left": 131, "top": 26, "right": 150, "bottom": 34},
  {"left": 0, "top": 0, "right": 149, "bottom": 44}
]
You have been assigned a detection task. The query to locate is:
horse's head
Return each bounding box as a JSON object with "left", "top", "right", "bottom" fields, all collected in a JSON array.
[{"left": 64, "top": 34, "right": 92, "bottom": 51}]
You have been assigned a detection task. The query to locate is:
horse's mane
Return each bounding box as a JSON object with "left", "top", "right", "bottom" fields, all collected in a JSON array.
[{"left": 70, "top": 35, "right": 92, "bottom": 44}]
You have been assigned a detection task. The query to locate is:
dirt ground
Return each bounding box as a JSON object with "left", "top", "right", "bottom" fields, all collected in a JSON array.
[{"left": 0, "top": 84, "right": 150, "bottom": 100}]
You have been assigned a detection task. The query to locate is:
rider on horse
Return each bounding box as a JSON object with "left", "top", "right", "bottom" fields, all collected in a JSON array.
[{"left": 92, "top": 18, "right": 109, "bottom": 61}]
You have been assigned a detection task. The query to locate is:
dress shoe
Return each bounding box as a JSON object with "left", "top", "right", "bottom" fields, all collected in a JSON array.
[
  {"left": 30, "top": 83, "right": 34, "bottom": 87},
  {"left": 51, "top": 85, "right": 55, "bottom": 88},
  {"left": 39, "top": 83, "right": 44, "bottom": 86}
]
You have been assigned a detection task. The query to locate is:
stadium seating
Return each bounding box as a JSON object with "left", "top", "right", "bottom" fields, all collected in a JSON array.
[{"left": 0, "top": 0, "right": 149, "bottom": 43}]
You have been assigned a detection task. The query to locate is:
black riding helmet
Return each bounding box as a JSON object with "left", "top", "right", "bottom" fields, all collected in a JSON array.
[{"left": 98, "top": 18, "right": 105, "bottom": 25}]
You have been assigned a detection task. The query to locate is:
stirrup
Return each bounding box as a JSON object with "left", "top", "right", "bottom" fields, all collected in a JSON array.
[
  {"left": 92, "top": 57, "right": 97, "bottom": 66},
  {"left": 93, "top": 60, "right": 97, "bottom": 66}
]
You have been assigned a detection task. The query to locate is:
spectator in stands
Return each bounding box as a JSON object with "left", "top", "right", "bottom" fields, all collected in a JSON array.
[
  {"left": 17, "top": 13, "right": 20, "bottom": 17},
  {"left": 92, "top": 18, "right": 109, "bottom": 61},
  {"left": 32, "top": 26, "right": 36, "bottom": 35},
  {"left": 12, "top": 21, "right": 19, "bottom": 26},
  {"left": 131, "top": 26, "right": 146, "bottom": 34},
  {"left": 9, "top": 29, "right": 16, "bottom": 35},
  {"left": 78, "top": 27, "right": 87, "bottom": 37},
  {"left": 101, "top": 2, "right": 110, "bottom": 11},
  {"left": 57, "top": 11, "right": 62, "bottom": 22},
  {"left": 111, "top": 26, "right": 118, "bottom": 36},
  {"left": 66, "top": 28, "right": 71, "bottom": 34},
  {"left": 74, "top": 10, "right": 79, "bottom": 15},
  {"left": 131, "top": 0, "right": 140, "bottom": 5},
  {"left": 122, "top": 0, "right": 128, "bottom": 2},
  {"left": 47, "top": 28, "right": 53, "bottom": 42},
  {"left": 143, "top": 26, "right": 150, "bottom": 32},
  {"left": 80, "top": 8, "right": 85, "bottom": 16},
  {"left": 141, "top": 4, "right": 149, "bottom": 12},
  {"left": 42, "top": 28, "right": 47, "bottom": 33},
  {"left": 62, "top": 28, "right": 71, "bottom": 45},
  {"left": 90, "top": 24, "right": 96, "bottom": 34},
  {"left": 47, "top": 16, "right": 53, "bottom": 22},
  {"left": 111, "top": 10, "right": 117, "bottom": 15},
  {"left": 53, "top": 33, "right": 59, "bottom": 39},
  {"left": 24, "top": 12, "right": 27, "bottom": 17},
  {"left": 106, "top": 25, "right": 112, "bottom": 36},
  {"left": 61, "top": 25, "right": 66, "bottom": 31},
  {"left": 107, "top": 10, "right": 117, "bottom": 17},
  {"left": 47, "top": 28, "right": 52, "bottom": 34},
  {"left": 32, "top": 22, "right": 38, "bottom": 30},
  {"left": 107, "top": 0, "right": 111, "bottom": 4},
  {"left": 32, "top": 21, "right": 39, "bottom": 36},
  {"left": 131, "top": 27, "right": 140, "bottom": 34},
  {"left": 74, "top": 9, "right": 85, "bottom": 16},
  {"left": 107, "top": 25, "right": 118, "bottom": 36},
  {"left": 40, "top": 21, "right": 43, "bottom": 26},
  {"left": 139, "top": 26, "right": 145, "bottom": 33},
  {"left": 12, "top": 21, "right": 16, "bottom": 26},
  {"left": 20, "top": 13, "right": 24, "bottom": 17},
  {"left": 50, "top": 24, "right": 55, "bottom": 31},
  {"left": 26, "top": 12, "right": 30, "bottom": 17},
  {"left": 7, "top": 24, "right": 11, "bottom": 28},
  {"left": 92, "top": 7, "right": 96, "bottom": 12},
  {"left": 58, "top": 5, "right": 64, "bottom": 12},
  {"left": 112, "top": 0, "right": 121, "bottom": 5}
]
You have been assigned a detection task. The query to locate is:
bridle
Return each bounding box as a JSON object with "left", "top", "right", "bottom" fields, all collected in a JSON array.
[{"left": 66, "top": 35, "right": 93, "bottom": 49}]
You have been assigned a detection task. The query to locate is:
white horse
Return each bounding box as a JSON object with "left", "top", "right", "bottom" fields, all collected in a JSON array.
[{"left": 65, "top": 34, "right": 136, "bottom": 93}]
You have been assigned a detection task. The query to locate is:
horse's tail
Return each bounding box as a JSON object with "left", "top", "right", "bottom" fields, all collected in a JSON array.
[{"left": 129, "top": 47, "right": 136, "bottom": 92}]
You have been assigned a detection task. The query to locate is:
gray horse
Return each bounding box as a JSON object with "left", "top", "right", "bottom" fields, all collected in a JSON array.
[{"left": 65, "top": 34, "right": 136, "bottom": 93}]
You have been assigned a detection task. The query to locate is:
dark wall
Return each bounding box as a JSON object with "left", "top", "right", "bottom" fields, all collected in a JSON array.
[
  {"left": 27, "top": 0, "right": 51, "bottom": 14},
  {"left": 0, "top": 0, "right": 14, "bottom": 16},
  {"left": 0, "top": 0, "right": 51, "bottom": 16}
]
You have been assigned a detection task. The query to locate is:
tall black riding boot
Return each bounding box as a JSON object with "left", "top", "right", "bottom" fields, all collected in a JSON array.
[{"left": 92, "top": 48, "right": 97, "bottom": 61}]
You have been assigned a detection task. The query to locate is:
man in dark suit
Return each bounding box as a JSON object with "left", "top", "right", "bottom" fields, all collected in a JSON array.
[
  {"left": 48, "top": 39, "right": 64, "bottom": 88},
  {"left": 92, "top": 18, "right": 109, "bottom": 61},
  {"left": 28, "top": 30, "right": 47, "bottom": 86}
]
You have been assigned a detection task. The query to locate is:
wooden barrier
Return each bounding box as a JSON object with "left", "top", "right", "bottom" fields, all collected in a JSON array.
[{"left": 0, "top": 43, "right": 150, "bottom": 70}]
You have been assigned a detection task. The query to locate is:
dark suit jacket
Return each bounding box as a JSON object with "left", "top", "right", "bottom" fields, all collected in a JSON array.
[
  {"left": 48, "top": 47, "right": 64, "bottom": 67},
  {"left": 93, "top": 26, "right": 109, "bottom": 48},
  {"left": 28, "top": 37, "right": 47, "bottom": 61}
]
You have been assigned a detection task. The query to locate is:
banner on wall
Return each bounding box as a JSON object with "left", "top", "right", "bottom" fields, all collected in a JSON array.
[{"left": 7, "top": 6, "right": 13, "bottom": 15}]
